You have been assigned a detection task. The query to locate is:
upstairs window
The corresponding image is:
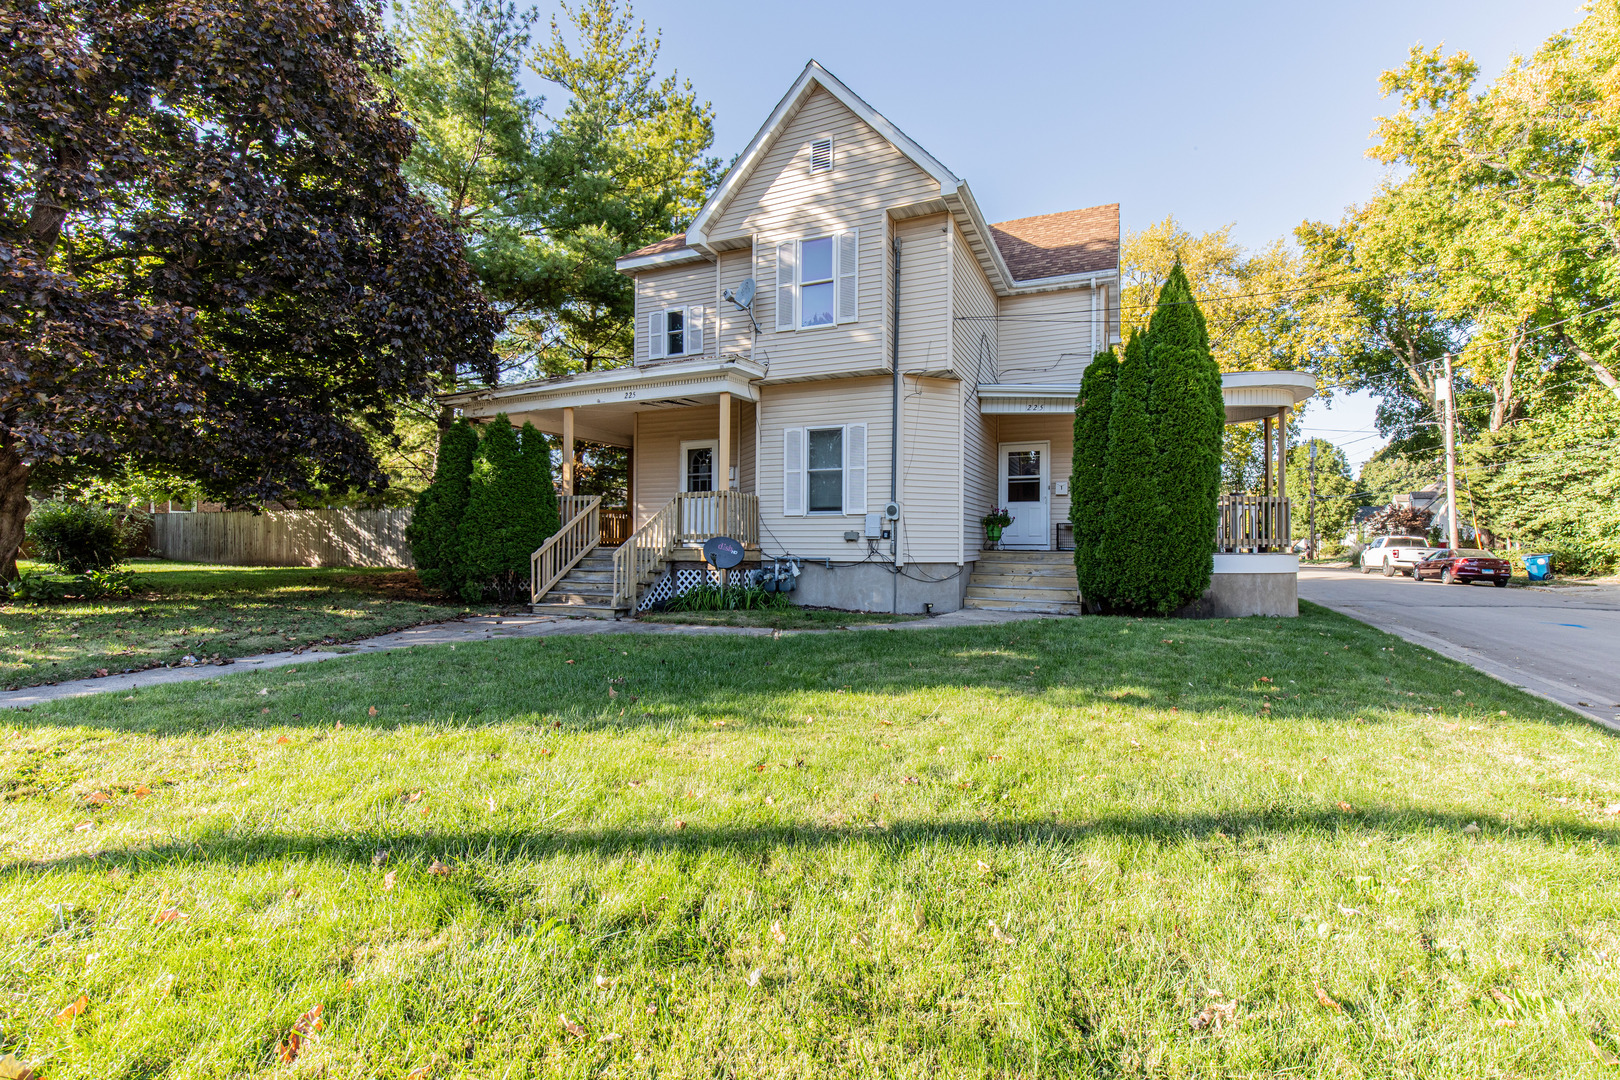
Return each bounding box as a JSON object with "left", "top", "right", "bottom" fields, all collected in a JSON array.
[
  {"left": 647, "top": 305, "right": 704, "bottom": 360},
  {"left": 809, "top": 138, "right": 833, "bottom": 173},
  {"left": 775, "top": 231, "right": 858, "bottom": 331}
]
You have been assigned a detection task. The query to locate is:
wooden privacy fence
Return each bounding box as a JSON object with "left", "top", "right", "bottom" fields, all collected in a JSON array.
[{"left": 149, "top": 509, "right": 415, "bottom": 568}]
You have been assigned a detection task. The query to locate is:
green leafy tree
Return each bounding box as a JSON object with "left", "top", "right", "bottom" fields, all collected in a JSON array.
[
  {"left": 1071, "top": 350, "right": 1118, "bottom": 605},
  {"left": 1146, "top": 265, "right": 1224, "bottom": 607},
  {"left": 0, "top": 0, "right": 500, "bottom": 579},
  {"left": 1095, "top": 332, "right": 1163, "bottom": 613},
  {"left": 406, "top": 419, "right": 480, "bottom": 592},
  {"left": 457, "top": 417, "right": 559, "bottom": 600},
  {"left": 1285, "top": 439, "right": 1361, "bottom": 552}
]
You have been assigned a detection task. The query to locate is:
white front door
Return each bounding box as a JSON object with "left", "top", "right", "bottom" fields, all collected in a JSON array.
[
  {"left": 680, "top": 440, "right": 718, "bottom": 536},
  {"left": 998, "top": 441, "right": 1049, "bottom": 550}
]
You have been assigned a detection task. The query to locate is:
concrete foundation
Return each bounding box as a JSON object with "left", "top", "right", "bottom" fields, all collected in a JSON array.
[
  {"left": 789, "top": 560, "right": 969, "bottom": 614},
  {"left": 1206, "top": 553, "right": 1299, "bottom": 617}
]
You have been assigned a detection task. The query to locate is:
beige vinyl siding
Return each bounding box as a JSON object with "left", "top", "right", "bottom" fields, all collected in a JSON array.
[
  {"left": 894, "top": 214, "right": 950, "bottom": 375},
  {"left": 709, "top": 86, "right": 941, "bottom": 382},
  {"left": 995, "top": 413, "right": 1075, "bottom": 532},
  {"left": 736, "top": 400, "right": 756, "bottom": 494},
  {"left": 962, "top": 406, "right": 997, "bottom": 558},
  {"left": 634, "top": 261, "right": 717, "bottom": 365},
  {"left": 756, "top": 378, "right": 892, "bottom": 557},
  {"left": 950, "top": 221, "right": 997, "bottom": 383},
  {"left": 897, "top": 375, "right": 961, "bottom": 563},
  {"left": 715, "top": 248, "right": 755, "bottom": 359},
  {"left": 996, "top": 287, "right": 1102, "bottom": 383}
]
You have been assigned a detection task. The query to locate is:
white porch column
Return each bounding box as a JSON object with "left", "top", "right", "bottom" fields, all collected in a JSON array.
[
  {"left": 562, "top": 406, "right": 575, "bottom": 497},
  {"left": 1276, "top": 407, "right": 1288, "bottom": 502},
  {"left": 717, "top": 391, "right": 732, "bottom": 492}
]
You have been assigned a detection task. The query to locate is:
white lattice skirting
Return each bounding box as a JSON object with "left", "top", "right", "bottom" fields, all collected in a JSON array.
[{"left": 638, "top": 565, "right": 763, "bottom": 610}]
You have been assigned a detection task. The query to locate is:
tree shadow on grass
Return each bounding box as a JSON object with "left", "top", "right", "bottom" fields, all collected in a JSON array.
[
  {"left": 9, "top": 808, "right": 1616, "bottom": 878},
  {"left": 9, "top": 603, "right": 1597, "bottom": 736}
]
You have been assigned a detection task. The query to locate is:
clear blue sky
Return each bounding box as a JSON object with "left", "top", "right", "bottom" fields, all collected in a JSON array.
[{"left": 530, "top": 0, "right": 1582, "bottom": 469}]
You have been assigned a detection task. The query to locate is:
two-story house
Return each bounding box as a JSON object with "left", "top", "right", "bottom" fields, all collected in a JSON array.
[{"left": 450, "top": 62, "right": 1302, "bottom": 618}]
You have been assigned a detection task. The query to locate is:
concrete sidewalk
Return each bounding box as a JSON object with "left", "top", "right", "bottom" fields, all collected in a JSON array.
[{"left": 1, "top": 606, "right": 1048, "bottom": 710}]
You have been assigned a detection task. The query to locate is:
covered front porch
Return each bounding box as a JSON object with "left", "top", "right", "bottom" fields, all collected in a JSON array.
[{"left": 444, "top": 356, "right": 765, "bottom": 613}]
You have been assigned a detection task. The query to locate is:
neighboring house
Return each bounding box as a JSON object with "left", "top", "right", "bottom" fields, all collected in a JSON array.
[{"left": 446, "top": 61, "right": 1309, "bottom": 618}]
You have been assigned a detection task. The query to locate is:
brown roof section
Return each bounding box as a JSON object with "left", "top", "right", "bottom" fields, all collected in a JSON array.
[
  {"left": 988, "top": 204, "right": 1119, "bottom": 281},
  {"left": 623, "top": 233, "right": 691, "bottom": 260}
]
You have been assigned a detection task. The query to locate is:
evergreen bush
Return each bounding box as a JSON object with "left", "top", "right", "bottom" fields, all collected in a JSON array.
[
  {"left": 1146, "top": 264, "right": 1224, "bottom": 610},
  {"left": 457, "top": 418, "right": 560, "bottom": 602},
  {"left": 406, "top": 419, "right": 479, "bottom": 593},
  {"left": 1094, "top": 331, "right": 1166, "bottom": 612},
  {"left": 1071, "top": 349, "right": 1118, "bottom": 606}
]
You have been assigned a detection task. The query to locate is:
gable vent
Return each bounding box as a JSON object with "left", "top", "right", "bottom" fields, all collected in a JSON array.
[{"left": 809, "top": 138, "right": 833, "bottom": 173}]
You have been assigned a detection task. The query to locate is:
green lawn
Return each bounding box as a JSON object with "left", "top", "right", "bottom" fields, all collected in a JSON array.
[
  {"left": 639, "top": 607, "right": 923, "bottom": 630},
  {"left": 2, "top": 604, "right": 1617, "bottom": 1078},
  {"left": 0, "top": 560, "right": 473, "bottom": 688}
]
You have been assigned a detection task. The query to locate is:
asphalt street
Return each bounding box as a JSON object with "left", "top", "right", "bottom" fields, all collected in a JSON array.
[{"left": 1298, "top": 565, "right": 1620, "bottom": 732}]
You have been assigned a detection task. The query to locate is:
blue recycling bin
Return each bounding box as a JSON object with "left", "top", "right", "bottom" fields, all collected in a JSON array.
[{"left": 1524, "top": 553, "right": 1552, "bottom": 581}]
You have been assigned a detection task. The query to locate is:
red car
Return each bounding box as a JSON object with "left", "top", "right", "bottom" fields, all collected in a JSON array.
[{"left": 1412, "top": 548, "right": 1512, "bottom": 587}]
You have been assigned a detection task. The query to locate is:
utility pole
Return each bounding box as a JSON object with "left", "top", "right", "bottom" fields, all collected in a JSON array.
[
  {"left": 1307, "top": 440, "right": 1318, "bottom": 560},
  {"left": 1441, "top": 351, "right": 1461, "bottom": 550}
]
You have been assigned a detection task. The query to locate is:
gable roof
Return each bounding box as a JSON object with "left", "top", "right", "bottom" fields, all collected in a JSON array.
[
  {"left": 686, "top": 61, "right": 960, "bottom": 251},
  {"left": 624, "top": 234, "right": 690, "bottom": 260},
  {"left": 989, "top": 204, "right": 1119, "bottom": 282}
]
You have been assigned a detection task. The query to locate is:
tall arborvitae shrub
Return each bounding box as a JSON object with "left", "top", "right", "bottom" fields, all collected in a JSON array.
[
  {"left": 406, "top": 419, "right": 479, "bottom": 593},
  {"left": 457, "top": 417, "right": 561, "bottom": 602},
  {"left": 1146, "top": 264, "right": 1225, "bottom": 610},
  {"left": 1095, "top": 331, "right": 1166, "bottom": 611},
  {"left": 1071, "top": 349, "right": 1119, "bottom": 607}
]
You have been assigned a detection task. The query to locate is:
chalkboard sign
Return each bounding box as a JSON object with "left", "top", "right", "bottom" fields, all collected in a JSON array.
[{"left": 703, "top": 535, "right": 745, "bottom": 569}]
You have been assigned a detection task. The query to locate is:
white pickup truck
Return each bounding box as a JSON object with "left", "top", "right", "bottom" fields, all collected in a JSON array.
[{"left": 1360, "top": 535, "right": 1441, "bottom": 577}]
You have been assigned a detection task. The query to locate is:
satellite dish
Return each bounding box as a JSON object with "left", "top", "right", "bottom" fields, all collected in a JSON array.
[
  {"left": 702, "top": 535, "right": 745, "bottom": 570},
  {"left": 735, "top": 277, "right": 756, "bottom": 309}
]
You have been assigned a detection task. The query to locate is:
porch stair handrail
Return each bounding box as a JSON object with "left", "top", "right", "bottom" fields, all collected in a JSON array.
[
  {"left": 531, "top": 494, "right": 602, "bottom": 603},
  {"left": 612, "top": 490, "right": 760, "bottom": 611}
]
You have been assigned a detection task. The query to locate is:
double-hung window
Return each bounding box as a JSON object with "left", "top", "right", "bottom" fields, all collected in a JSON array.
[
  {"left": 782, "top": 423, "right": 867, "bottom": 516},
  {"left": 647, "top": 305, "right": 704, "bottom": 360},
  {"left": 775, "top": 230, "right": 859, "bottom": 331}
]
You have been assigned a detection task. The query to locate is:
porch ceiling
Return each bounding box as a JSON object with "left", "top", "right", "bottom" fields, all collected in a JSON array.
[
  {"left": 1221, "top": 370, "right": 1317, "bottom": 424},
  {"left": 442, "top": 355, "right": 764, "bottom": 447}
]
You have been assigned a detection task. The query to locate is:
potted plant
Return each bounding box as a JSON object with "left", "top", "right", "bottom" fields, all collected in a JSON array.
[{"left": 981, "top": 507, "right": 1013, "bottom": 549}]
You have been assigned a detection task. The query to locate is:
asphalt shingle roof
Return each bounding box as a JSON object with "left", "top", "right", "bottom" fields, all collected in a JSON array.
[{"left": 988, "top": 204, "right": 1120, "bottom": 281}]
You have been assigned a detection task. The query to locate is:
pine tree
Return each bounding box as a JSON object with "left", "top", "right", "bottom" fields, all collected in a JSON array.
[
  {"left": 1096, "top": 331, "right": 1165, "bottom": 612},
  {"left": 457, "top": 416, "right": 561, "bottom": 601},
  {"left": 406, "top": 419, "right": 480, "bottom": 593},
  {"left": 1071, "top": 349, "right": 1119, "bottom": 607},
  {"left": 1147, "top": 264, "right": 1225, "bottom": 611}
]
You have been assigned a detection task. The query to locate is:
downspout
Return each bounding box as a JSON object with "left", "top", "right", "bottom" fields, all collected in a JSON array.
[{"left": 890, "top": 235, "right": 902, "bottom": 614}]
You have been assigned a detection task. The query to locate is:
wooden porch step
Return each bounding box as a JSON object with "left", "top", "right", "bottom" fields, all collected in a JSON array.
[
  {"left": 965, "top": 584, "right": 1079, "bottom": 603},
  {"left": 961, "top": 595, "right": 1083, "bottom": 615},
  {"left": 529, "top": 601, "right": 624, "bottom": 619},
  {"left": 971, "top": 569, "right": 1078, "bottom": 584}
]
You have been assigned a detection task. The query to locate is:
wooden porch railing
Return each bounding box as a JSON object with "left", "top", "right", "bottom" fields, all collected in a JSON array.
[
  {"left": 600, "top": 507, "right": 631, "bottom": 546},
  {"left": 612, "top": 491, "right": 760, "bottom": 610},
  {"left": 1216, "top": 494, "right": 1291, "bottom": 553},
  {"left": 531, "top": 495, "right": 601, "bottom": 603}
]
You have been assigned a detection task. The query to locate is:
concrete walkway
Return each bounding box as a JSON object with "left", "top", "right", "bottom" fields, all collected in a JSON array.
[
  {"left": 0, "top": 606, "right": 1048, "bottom": 710},
  {"left": 1299, "top": 565, "right": 1620, "bottom": 733}
]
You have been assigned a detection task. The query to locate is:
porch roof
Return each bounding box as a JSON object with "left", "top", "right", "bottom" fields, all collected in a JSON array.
[
  {"left": 441, "top": 355, "right": 765, "bottom": 447},
  {"left": 1221, "top": 370, "right": 1316, "bottom": 423}
]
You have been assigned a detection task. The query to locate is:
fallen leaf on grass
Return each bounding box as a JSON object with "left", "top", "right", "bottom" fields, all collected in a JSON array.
[
  {"left": 152, "top": 907, "right": 187, "bottom": 925},
  {"left": 275, "top": 735, "right": 290, "bottom": 745},
  {"left": 771, "top": 919, "right": 787, "bottom": 944},
  {"left": 597, "top": 1033, "right": 621, "bottom": 1043},
  {"left": 1313, "top": 983, "right": 1343, "bottom": 1012},
  {"left": 428, "top": 859, "right": 452, "bottom": 877},
  {"left": 294, "top": 1003, "right": 324, "bottom": 1035},
  {"left": 559, "top": 1014, "right": 586, "bottom": 1038},
  {"left": 1463, "top": 822, "right": 1482, "bottom": 835},
  {"left": 1493, "top": 1018, "right": 1518, "bottom": 1029},
  {"left": 73, "top": 821, "right": 95, "bottom": 832},
  {"left": 1590, "top": 1039, "right": 1620, "bottom": 1066},
  {"left": 133, "top": 786, "right": 150, "bottom": 798},
  {"left": 55, "top": 993, "right": 88, "bottom": 1024},
  {"left": 0, "top": 1052, "right": 39, "bottom": 1079},
  {"left": 975, "top": 860, "right": 993, "bottom": 876},
  {"left": 382, "top": 870, "right": 397, "bottom": 891},
  {"left": 593, "top": 975, "right": 615, "bottom": 989},
  {"left": 1189, "top": 997, "right": 1237, "bottom": 1032},
  {"left": 368, "top": 706, "right": 377, "bottom": 716},
  {"left": 1337, "top": 801, "right": 1354, "bottom": 813},
  {"left": 988, "top": 921, "right": 1017, "bottom": 945},
  {"left": 84, "top": 791, "right": 109, "bottom": 805},
  {"left": 277, "top": 1031, "right": 302, "bottom": 1064},
  {"left": 404, "top": 1062, "right": 434, "bottom": 1080},
  {"left": 746, "top": 968, "right": 762, "bottom": 987}
]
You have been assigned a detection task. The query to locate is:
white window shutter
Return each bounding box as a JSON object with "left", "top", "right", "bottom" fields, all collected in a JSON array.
[
  {"left": 843, "top": 423, "right": 867, "bottom": 514},
  {"left": 776, "top": 241, "right": 796, "bottom": 331},
  {"left": 687, "top": 305, "right": 704, "bottom": 355},
  {"left": 783, "top": 427, "right": 806, "bottom": 516},
  {"left": 648, "top": 309, "right": 666, "bottom": 360},
  {"left": 836, "top": 229, "right": 859, "bottom": 323}
]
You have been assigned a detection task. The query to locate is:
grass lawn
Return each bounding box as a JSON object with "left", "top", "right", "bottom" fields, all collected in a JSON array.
[
  {"left": 2, "top": 603, "right": 1618, "bottom": 1078},
  {"left": 0, "top": 560, "right": 473, "bottom": 688},
  {"left": 638, "top": 607, "right": 922, "bottom": 630}
]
